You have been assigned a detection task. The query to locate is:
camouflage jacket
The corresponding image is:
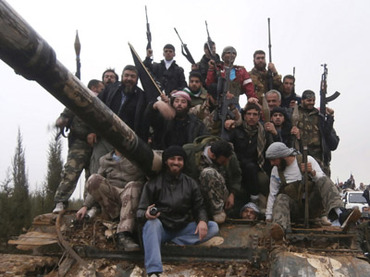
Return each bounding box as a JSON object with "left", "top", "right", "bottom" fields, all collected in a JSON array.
[
  {"left": 183, "top": 135, "right": 242, "bottom": 195},
  {"left": 296, "top": 106, "right": 339, "bottom": 167},
  {"left": 249, "top": 67, "right": 282, "bottom": 104}
]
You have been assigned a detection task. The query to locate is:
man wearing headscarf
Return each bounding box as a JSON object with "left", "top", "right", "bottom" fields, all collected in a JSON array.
[
  {"left": 265, "top": 142, "right": 360, "bottom": 242},
  {"left": 144, "top": 90, "right": 208, "bottom": 150}
]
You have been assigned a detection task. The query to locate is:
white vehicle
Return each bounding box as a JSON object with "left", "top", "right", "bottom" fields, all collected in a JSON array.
[{"left": 343, "top": 191, "right": 369, "bottom": 211}]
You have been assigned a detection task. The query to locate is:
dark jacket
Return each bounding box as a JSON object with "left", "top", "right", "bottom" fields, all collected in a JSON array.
[
  {"left": 98, "top": 82, "right": 148, "bottom": 139},
  {"left": 198, "top": 53, "right": 220, "bottom": 87},
  {"left": 137, "top": 171, "right": 208, "bottom": 230},
  {"left": 143, "top": 58, "right": 187, "bottom": 95},
  {"left": 228, "top": 123, "right": 274, "bottom": 174},
  {"left": 183, "top": 135, "right": 242, "bottom": 195},
  {"left": 145, "top": 102, "right": 209, "bottom": 150}
]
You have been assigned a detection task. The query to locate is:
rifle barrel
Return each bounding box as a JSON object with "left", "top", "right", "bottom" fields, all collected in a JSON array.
[{"left": 268, "top": 18, "right": 272, "bottom": 63}]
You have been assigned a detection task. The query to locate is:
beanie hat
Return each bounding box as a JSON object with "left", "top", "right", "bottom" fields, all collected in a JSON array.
[
  {"left": 265, "top": 142, "right": 298, "bottom": 159},
  {"left": 222, "top": 46, "right": 237, "bottom": 58},
  {"left": 302, "top": 90, "right": 315, "bottom": 100},
  {"left": 163, "top": 44, "right": 175, "bottom": 51},
  {"left": 162, "top": 145, "right": 187, "bottom": 162}
]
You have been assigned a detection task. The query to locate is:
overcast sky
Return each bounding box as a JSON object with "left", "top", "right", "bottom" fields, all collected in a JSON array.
[{"left": 1, "top": 0, "right": 369, "bottom": 198}]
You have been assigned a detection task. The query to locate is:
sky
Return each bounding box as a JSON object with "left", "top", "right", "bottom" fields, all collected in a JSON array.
[{"left": 1, "top": 0, "right": 370, "bottom": 198}]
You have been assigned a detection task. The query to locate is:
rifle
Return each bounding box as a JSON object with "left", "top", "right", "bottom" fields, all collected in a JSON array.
[
  {"left": 303, "top": 144, "right": 309, "bottom": 228},
  {"left": 174, "top": 28, "right": 195, "bottom": 65},
  {"left": 267, "top": 18, "right": 273, "bottom": 90},
  {"left": 145, "top": 6, "right": 151, "bottom": 50},
  {"left": 320, "top": 64, "right": 340, "bottom": 117},
  {"left": 214, "top": 67, "right": 237, "bottom": 140},
  {"left": 205, "top": 21, "right": 219, "bottom": 63}
]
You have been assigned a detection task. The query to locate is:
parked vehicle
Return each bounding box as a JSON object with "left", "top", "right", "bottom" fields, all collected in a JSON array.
[{"left": 343, "top": 191, "right": 368, "bottom": 211}]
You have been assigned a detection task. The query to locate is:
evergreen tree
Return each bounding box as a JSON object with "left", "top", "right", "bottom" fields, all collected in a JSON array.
[
  {"left": 43, "top": 134, "right": 63, "bottom": 211},
  {"left": 9, "top": 129, "right": 31, "bottom": 235},
  {"left": 0, "top": 171, "right": 13, "bottom": 242}
]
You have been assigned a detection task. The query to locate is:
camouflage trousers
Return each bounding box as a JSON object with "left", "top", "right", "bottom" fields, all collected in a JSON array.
[
  {"left": 86, "top": 174, "right": 144, "bottom": 233},
  {"left": 199, "top": 167, "right": 229, "bottom": 215},
  {"left": 54, "top": 139, "right": 92, "bottom": 203},
  {"left": 273, "top": 176, "right": 344, "bottom": 231}
]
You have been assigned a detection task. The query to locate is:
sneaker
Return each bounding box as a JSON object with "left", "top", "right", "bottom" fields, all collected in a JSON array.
[
  {"left": 52, "top": 202, "right": 65, "bottom": 213},
  {"left": 270, "top": 223, "right": 285, "bottom": 241},
  {"left": 148, "top": 273, "right": 161, "bottom": 277},
  {"left": 320, "top": 216, "right": 332, "bottom": 226},
  {"left": 213, "top": 211, "right": 226, "bottom": 224},
  {"left": 86, "top": 206, "right": 97, "bottom": 219},
  {"left": 339, "top": 208, "right": 361, "bottom": 232},
  {"left": 117, "top": 232, "right": 140, "bottom": 252}
]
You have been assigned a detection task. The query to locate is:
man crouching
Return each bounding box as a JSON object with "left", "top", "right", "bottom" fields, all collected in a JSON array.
[{"left": 137, "top": 145, "right": 219, "bottom": 277}]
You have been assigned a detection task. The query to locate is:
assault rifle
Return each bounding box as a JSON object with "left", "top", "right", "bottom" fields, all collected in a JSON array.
[
  {"left": 205, "top": 20, "right": 219, "bottom": 63},
  {"left": 174, "top": 28, "right": 195, "bottom": 65},
  {"left": 320, "top": 64, "right": 340, "bottom": 117},
  {"left": 267, "top": 18, "right": 273, "bottom": 90},
  {"left": 145, "top": 6, "right": 151, "bottom": 50},
  {"left": 214, "top": 67, "right": 237, "bottom": 140}
]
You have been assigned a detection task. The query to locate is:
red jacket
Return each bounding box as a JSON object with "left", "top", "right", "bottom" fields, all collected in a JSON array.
[{"left": 206, "top": 64, "right": 256, "bottom": 99}]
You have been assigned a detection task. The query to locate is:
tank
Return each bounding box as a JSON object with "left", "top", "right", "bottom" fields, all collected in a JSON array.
[{"left": 0, "top": 1, "right": 369, "bottom": 276}]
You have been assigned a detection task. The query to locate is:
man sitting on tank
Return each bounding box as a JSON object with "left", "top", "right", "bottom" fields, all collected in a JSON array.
[
  {"left": 265, "top": 142, "right": 361, "bottom": 242},
  {"left": 137, "top": 145, "right": 219, "bottom": 277}
]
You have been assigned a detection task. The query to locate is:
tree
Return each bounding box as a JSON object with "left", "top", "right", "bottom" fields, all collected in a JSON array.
[
  {"left": 9, "top": 128, "right": 31, "bottom": 236},
  {"left": 0, "top": 171, "right": 13, "bottom": 242},
  {"left": 43, "top": 133, "right": 63, "bottom": 211}
]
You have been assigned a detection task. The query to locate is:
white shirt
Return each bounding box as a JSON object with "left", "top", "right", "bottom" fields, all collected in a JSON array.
[{"left": 265, "top": 156, "right": 325, "bottom": 220}]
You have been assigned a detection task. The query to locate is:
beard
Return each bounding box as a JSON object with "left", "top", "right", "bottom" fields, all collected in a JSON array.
[
  {"left": 254, "top": 61, "right": 266, "bottom": 71},
  {"left": 123, "top": 82, "right": 135, "bottom": 94},
  {"left": 278, "top": 158, "right": 287, "bottom": 171}
]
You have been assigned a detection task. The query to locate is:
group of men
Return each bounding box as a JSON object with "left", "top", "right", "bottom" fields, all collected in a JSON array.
[{"left": 51, "top": 41, "right": 362, "bottom": 276}]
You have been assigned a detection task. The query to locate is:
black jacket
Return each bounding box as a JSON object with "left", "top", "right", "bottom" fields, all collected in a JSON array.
[
  {"left": 145, "top": 102, "right": 208, "bottom": 150},
  {"left": 98, "top": 82, "right": 148, "bottom": 139},
  {"left": 137, "top": 171, "right": 208, "bottom": 230},
  {"left": 143, "top": 58, "right": 187, "bottom": 95}
]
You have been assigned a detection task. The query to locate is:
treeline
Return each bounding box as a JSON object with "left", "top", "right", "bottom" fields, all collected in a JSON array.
[{"left": 0, "top": 129, "right": 82, "bottom": 249}]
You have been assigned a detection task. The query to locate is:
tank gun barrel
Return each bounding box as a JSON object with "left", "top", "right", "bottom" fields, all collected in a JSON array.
[{"left": 0, "top": 0, "right": 161, "bottom": 176}]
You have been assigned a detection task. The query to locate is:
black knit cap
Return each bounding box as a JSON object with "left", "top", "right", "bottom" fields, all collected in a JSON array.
[
  {"left": 162, "top": 145, "right": 187, "bottom": 163},
  {"left": 163, "top": 44, "right": 175, "bottom": 51},
  {"left": 271, "top": 107, "right": 287, "bottom": 117}
]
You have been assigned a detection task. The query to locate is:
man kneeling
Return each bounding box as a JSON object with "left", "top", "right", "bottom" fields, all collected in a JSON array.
[{"left": 137, "top": 146, "right": 219, "bottom": 277}]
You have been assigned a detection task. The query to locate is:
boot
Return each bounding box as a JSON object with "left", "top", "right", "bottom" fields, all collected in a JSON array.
[{"left": 116, "top": 232, "right": 140, "bottom": 252}]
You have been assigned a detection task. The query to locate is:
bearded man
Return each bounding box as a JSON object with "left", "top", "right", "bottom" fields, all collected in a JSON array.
[
  {"left": 249, "top": 50, "right": 282, "bottom": 104},
  {"left": 265, "top": 142, "right": 360, "bottom": 241},
  {"left": 145, "top": 90, "right": 208, "bottom": 150},
  {"left": 88, "top": 65, "right": 149, "bottom": 173}
]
